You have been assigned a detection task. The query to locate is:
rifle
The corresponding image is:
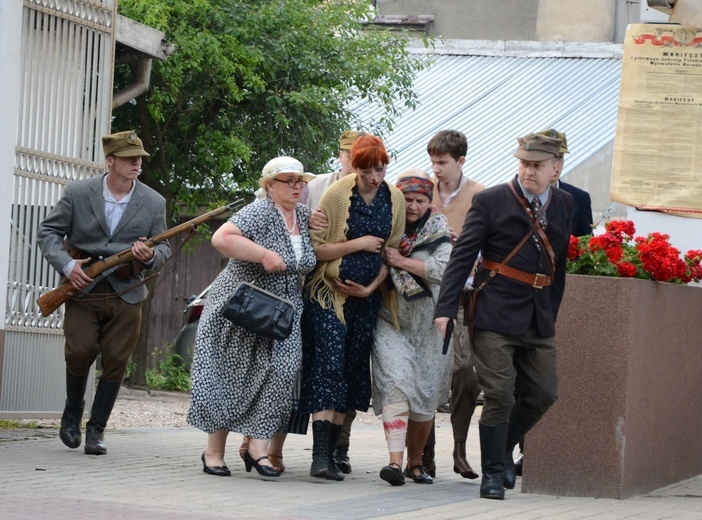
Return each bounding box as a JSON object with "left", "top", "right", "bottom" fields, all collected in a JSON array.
[{"left": 37, "top": 200, "right": 243, "bottom": 317}]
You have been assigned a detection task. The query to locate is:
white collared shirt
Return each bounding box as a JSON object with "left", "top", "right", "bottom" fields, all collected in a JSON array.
[
  {"left": 442, "top": 174, "right": 468, "bottom": 205},
  {"left": 61, "top": 175, "right": 136, "bottom": 277},
  {"left": 103, "top": 175, "right": 135, "bottom": 235}
]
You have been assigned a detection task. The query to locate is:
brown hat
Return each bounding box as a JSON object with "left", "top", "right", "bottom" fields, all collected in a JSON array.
[
  {"left": 339, "top": 130, "right": 365, "bottom": 151},
  {"left": 102, "top": 130, "right": 150, "bottom": 158},
  {"left": 536, "top": 128, "right": 569, "bottom": 154},
  {"left": 514, "top": 133, "right": 562, "bottom": 162}
]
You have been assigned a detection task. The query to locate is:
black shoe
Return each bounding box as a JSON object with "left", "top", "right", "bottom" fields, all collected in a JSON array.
[
  {"left": 201, "top": 452, "right": 231, "bottom": 477},
  {"left": 404, "top": 465, "right": 433, "bottom": 484},
  {"left": 84, "top": 424, "right": 107, "bottom": 455},
  {"left": 453, "top": 441, "right": 479, "bottom": 479},
  {"left": 334, "top": 445, "right": 352, "bottom": 474},
  {"left": 243, "top": 451, "right": 281, "bottom": 477},
  {"left": 379, "top": 463, "right": 405, "bottom": 486}
]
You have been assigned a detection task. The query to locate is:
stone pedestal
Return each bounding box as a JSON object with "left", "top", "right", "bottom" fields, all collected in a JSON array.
[{"left": 522, "top": 275, "right": 702, "bottom": 499}]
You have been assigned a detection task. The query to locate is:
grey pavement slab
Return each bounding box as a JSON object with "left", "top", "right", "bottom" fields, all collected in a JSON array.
[{"left": 1, "top": 419, "right": 701, "bottom": 519}]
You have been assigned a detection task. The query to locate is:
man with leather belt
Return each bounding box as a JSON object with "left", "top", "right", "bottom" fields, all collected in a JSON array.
[
  {"left": 38, "top": 130, "right": 171, "bottom": 456},
  {"left": 434, "top": 133, "right": 573, "bottom": 499}
]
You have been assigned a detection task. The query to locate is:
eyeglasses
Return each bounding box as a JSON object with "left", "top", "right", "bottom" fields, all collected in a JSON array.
[{"left": 273, "top": 177, "right": 308, "bottom": 188}]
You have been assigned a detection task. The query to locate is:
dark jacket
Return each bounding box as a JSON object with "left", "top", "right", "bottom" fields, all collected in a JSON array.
[
  {"left": 434, "top": 176, "right": 573, "bottom": 338},
  {"left": 559, "top": 180, "right": 593, "bottom": 237}
]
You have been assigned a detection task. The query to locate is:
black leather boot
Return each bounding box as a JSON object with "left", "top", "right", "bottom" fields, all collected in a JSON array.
[
  {"left": 479, "top": 422, "right": 509, "bottom": 499},
  {"left": 84, "top": 379, "right": 121, "bottom": 455},
  {"left": 310, "top": 420, "right": 331, "bottom": 478},
  {"left": 334, "top": 411, "right": 353, "bottom": 473},
  {"left": 334, "top": 444, "right": 351, "bottom": 474},
  {"left": 504, "top": 405, "right": 542, "bottom": 489},
  {"left": 326, "top": 423, "right": 345, "bottom": 481},
  {"left": 59, "top": 370, "right": 89, "bottom": 449}
]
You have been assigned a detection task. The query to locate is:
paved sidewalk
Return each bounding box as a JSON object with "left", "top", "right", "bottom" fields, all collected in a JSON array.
[{"left": 1, "top": 416, "right": 702, "bottom": 520}]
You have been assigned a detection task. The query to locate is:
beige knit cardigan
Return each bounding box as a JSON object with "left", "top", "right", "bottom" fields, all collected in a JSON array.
[{"left": 308, "top": 173, "right": 406, "bottom": 324}]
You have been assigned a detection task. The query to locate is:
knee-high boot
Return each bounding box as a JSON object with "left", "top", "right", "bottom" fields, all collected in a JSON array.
[
  {"left": 503, "top": 405, "right": 542, "bottom": 489},
  {"left": 60, "top": 369, "right": 89, "bottom": 449},
  {"left": 84, "top": 379, "right": 121, "bottom": 455},
  {"left": 327, "top": 423, "right": 345, "bottom": 481},
  {"left": 479, "top": 422, "right": 508, "bottom": 500},
  {"left": 310, "top": 420, "right": 331, "bottom": 478}
]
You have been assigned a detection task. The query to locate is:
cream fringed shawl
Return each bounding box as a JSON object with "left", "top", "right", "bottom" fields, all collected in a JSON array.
[{"left": 308, "top": 173, "right": 406, "bottom": 325}]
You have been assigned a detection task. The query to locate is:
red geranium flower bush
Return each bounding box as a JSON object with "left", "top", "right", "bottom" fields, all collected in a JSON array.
[{"left": 567, "top": 220, "right": 702, "bottom": 284}]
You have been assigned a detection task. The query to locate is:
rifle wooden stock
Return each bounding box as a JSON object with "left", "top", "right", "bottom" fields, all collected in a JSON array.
[{"left": 37, "top": 200, "right": 242, "bottom": 317}]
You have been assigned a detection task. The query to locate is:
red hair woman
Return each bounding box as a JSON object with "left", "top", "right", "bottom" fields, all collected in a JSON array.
[{"left": 301, "top": 134, "right": 405, "bottom": 480}]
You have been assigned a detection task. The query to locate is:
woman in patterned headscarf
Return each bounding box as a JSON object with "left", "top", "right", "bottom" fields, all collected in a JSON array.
[{"left": 372, "top": 168, "right": 454, "bottom": 486}]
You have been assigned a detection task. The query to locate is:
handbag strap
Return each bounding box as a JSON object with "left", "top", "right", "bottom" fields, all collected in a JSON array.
[
  {"left": 507, "top": 181, "right": 556, "bottom": 275},
  {"left": 251, "top": 269, "right": 290, "bottom": 296}
]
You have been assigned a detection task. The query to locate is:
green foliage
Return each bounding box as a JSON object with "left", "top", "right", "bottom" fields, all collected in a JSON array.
[
  {"left": 146, "top": 354, "right": 192, "bottom": 392},
  {"left": 114, "top": 0, "right": 428, "bottom": 217},
  {"left": 0, "top": 419, "right": 40, "bottom": 429},
  {"left": 123, "top": 358, "right": 137, "bottom": 381}
]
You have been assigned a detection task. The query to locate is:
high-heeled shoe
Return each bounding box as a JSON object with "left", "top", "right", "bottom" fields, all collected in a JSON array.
[
  {"left": 243, "top": 451, "right": 281, "bottom": 477},
  {"left": 201, "top": 452, "right": 231, "bottom": 477}
]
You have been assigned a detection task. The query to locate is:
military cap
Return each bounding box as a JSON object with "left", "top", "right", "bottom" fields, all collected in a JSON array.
[
  {"left": 102, "top": 130, "right": 150, "bottom": 158},
  {"left": 339, "top": 131, "right": 365, "bottom": 151},
  {"left": 536, "top": 128, "right": 569, "bottom": 154},
  {"left": 514, "top": 133, "right": 562, "bottom": 162}
]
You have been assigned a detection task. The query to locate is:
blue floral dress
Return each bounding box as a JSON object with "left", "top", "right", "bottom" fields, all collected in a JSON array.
[
  {"left": 301, "top": 183, "right": 393, "bottom": 413},
  {"left": 187, "top": 197, "right": 316, "bottom": 438}
]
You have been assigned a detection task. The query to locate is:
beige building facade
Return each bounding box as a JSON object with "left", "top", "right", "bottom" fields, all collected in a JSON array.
[{"left": 375, "top": 0, "right": 654, "bottom": 42}]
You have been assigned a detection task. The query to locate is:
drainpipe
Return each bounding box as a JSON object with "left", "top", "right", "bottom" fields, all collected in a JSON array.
[{"left": 112, "top": 58, "right": 152, "bottom": 110}]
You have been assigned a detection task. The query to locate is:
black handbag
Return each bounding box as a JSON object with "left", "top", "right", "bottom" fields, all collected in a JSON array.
[{"left": 220, "top": 279, "right": 294, "bottom": 341}]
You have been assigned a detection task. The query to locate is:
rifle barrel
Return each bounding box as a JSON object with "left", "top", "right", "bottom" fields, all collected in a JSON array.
[{"left": 37, "top": 200, "right": 243, "bottom": 317}]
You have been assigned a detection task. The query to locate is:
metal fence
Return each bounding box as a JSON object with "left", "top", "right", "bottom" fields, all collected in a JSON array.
[{"left": 0, "top": 0, "right": 116, "bottom": 416}]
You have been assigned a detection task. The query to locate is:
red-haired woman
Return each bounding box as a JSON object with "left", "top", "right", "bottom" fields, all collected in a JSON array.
[{"left": 301, "top": 134, "right": 405, "bottom": 480}]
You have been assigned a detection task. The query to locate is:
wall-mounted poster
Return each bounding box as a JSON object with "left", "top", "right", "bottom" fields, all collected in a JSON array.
[{"left": 611, "top": 23, "right": 702, "bottom": 218}]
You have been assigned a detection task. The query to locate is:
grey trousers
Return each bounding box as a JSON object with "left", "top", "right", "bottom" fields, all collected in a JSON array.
[{"left": 471, "top": 327, "right": 558, "bottom": 426}]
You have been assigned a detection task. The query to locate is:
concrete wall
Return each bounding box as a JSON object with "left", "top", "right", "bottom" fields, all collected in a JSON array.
[
  {"left": 376, "top": 0, "right": 637, "bottom": 42},
  {"left": 536, "top": 0, "right": 616, "bottom": 42},
  {"left": 377, "top": 0, "right": 539, "bottom": 41}
]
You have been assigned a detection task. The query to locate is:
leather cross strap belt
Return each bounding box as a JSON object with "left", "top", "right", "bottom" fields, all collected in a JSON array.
[{"left": 480, "top": 258, "right": 552, "bottom": 289}]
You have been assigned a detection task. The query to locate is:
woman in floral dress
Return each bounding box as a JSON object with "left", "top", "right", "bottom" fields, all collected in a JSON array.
[
  {"left": 301, "top": 135, "right": 405, "bottom": 480},
  {"left": 187, "top": 157, "right": 316, "bottom": 478}
]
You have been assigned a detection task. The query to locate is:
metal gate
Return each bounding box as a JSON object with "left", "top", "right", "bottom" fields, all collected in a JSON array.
[{"left": 0, "top": 0, "right": 116, "bottom": 417}]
